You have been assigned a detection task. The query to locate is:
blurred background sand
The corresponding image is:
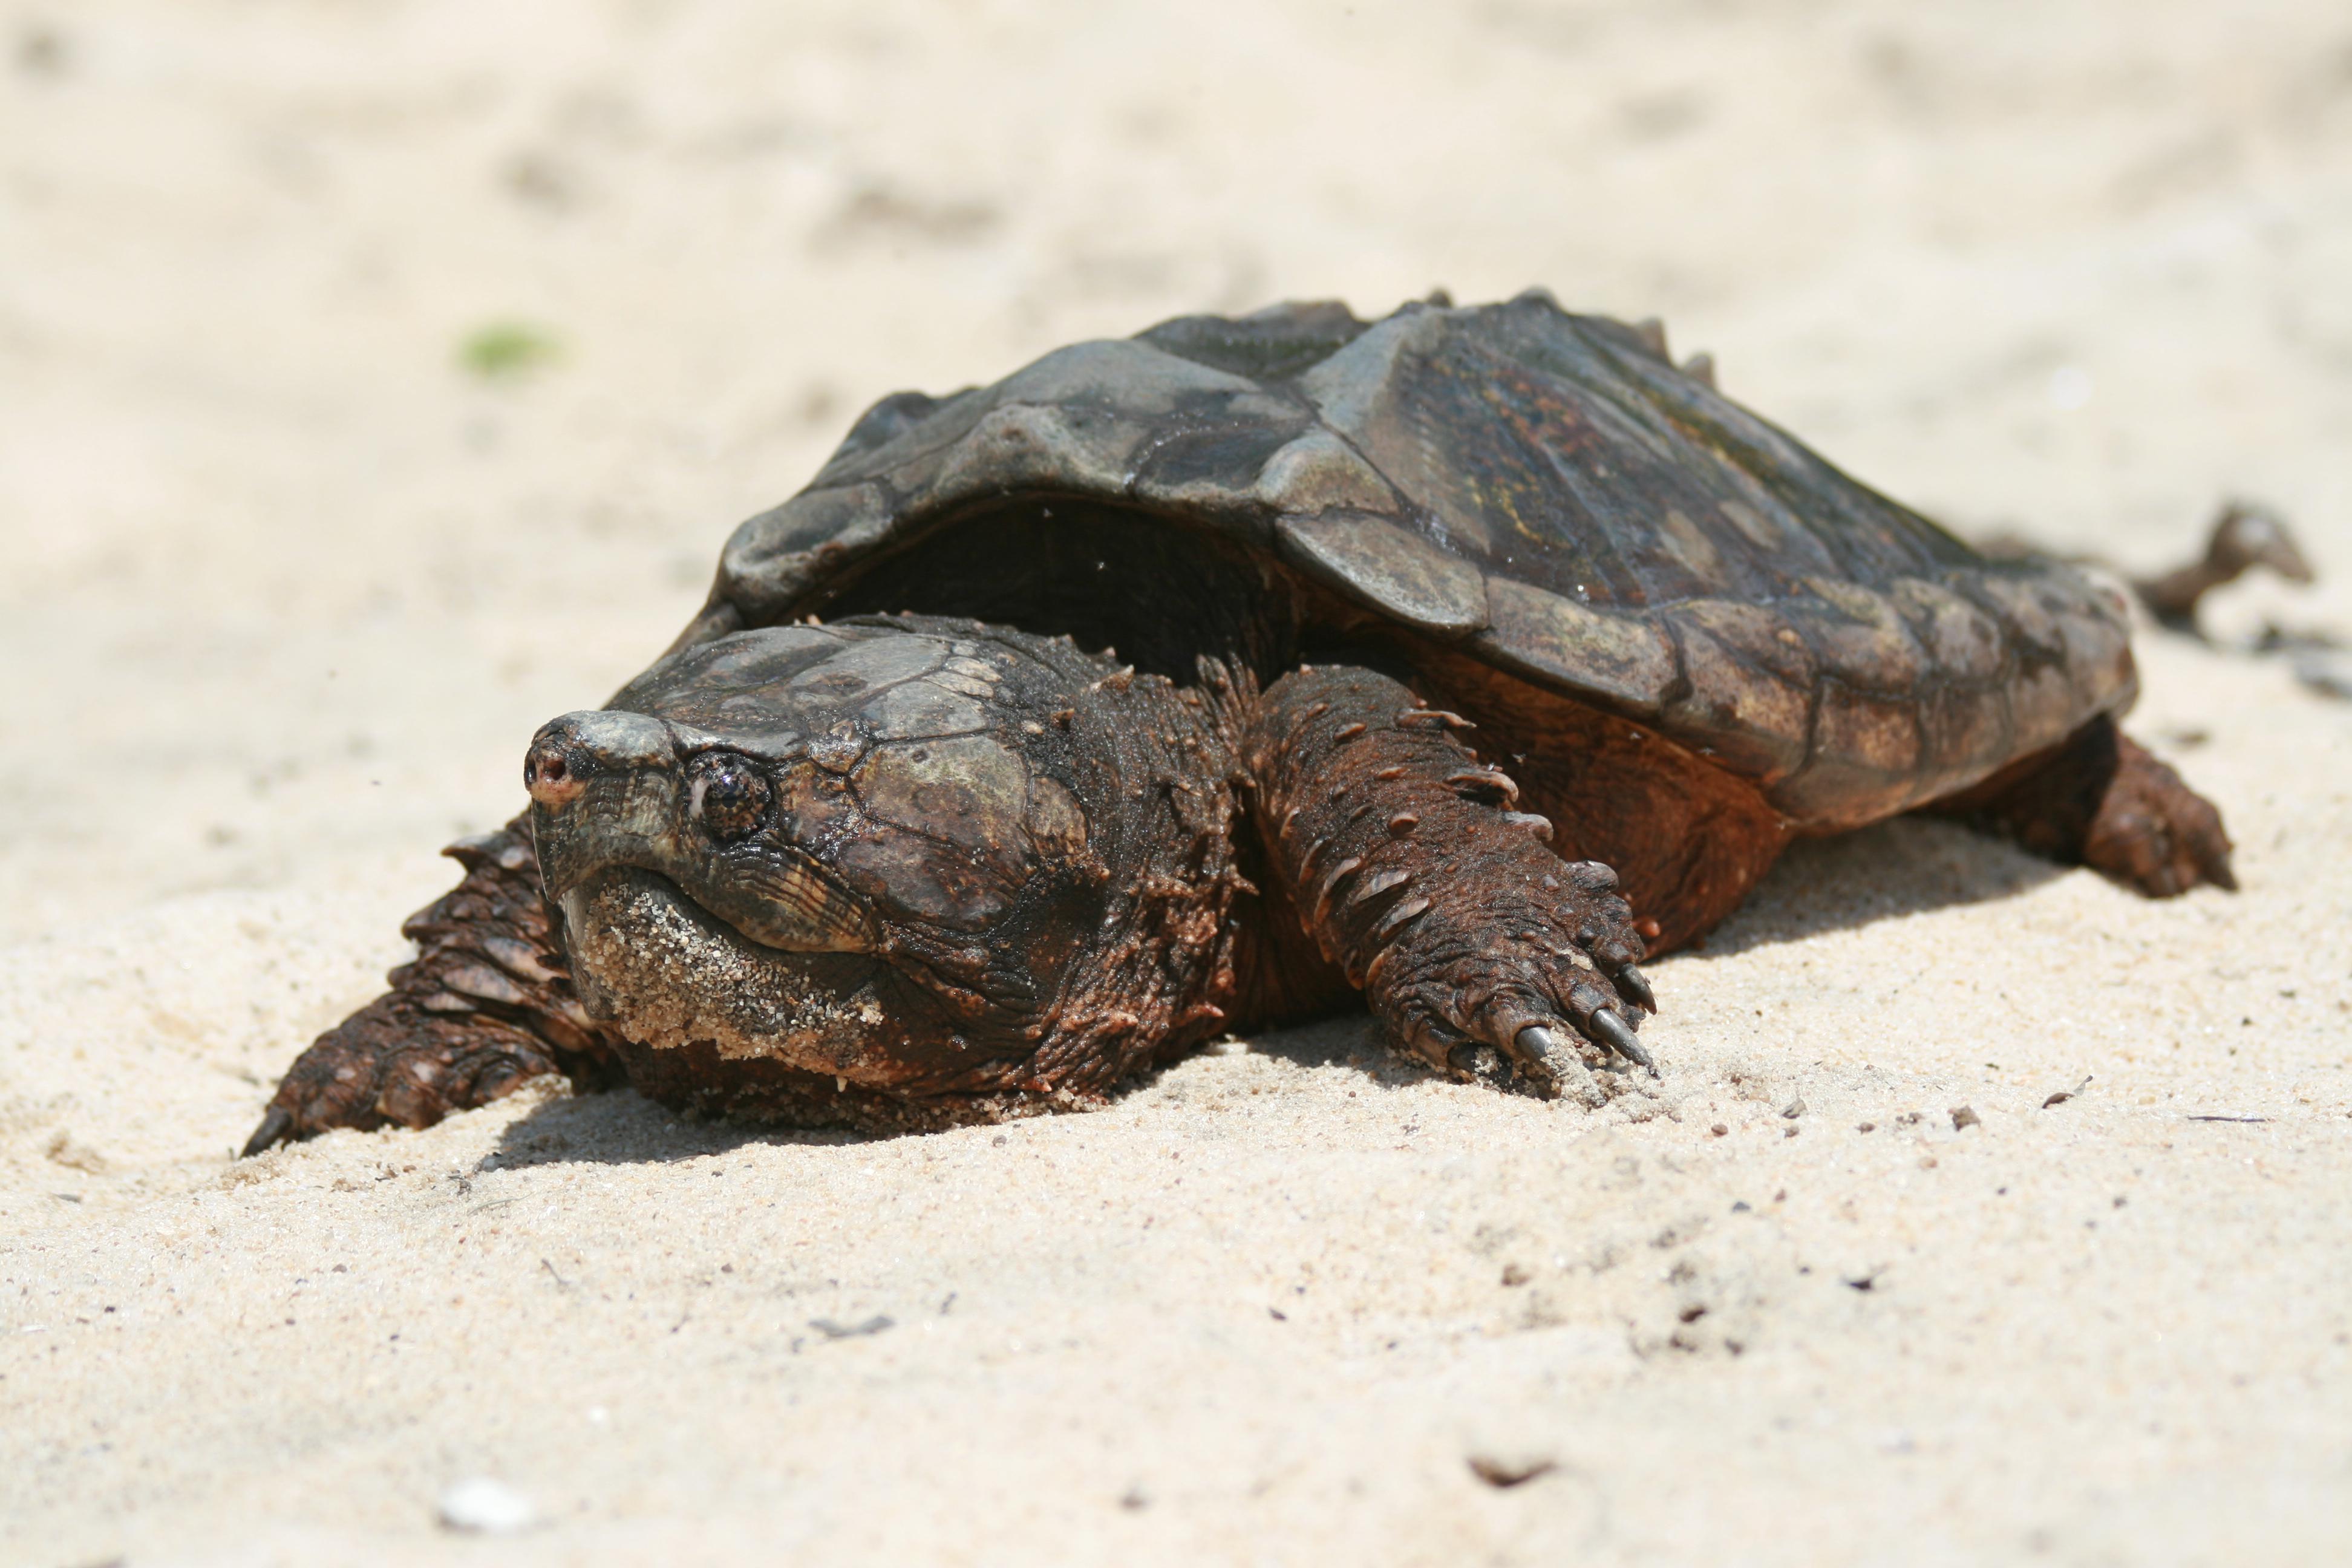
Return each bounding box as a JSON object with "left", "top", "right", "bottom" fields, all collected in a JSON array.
[{"left": 3, "top": 2, "right": 2350, "bottom": 1563}]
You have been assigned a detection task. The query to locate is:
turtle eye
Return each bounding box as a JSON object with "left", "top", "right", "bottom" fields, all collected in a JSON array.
[{"left": 687, "top": 753, "right": 773, "bottom": 844}]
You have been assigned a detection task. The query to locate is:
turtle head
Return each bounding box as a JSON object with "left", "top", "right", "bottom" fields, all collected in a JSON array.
[
  {"left": 523, "top": 620, "right": 1112, "bottom": 1095},
  {"left": 526, "top": 708, "right": 884, "bottom": 956}
]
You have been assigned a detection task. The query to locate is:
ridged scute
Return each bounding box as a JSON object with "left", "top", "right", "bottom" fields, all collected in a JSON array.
[{"left": 699, "top": 293, "right": 2140, "bottom": 825}]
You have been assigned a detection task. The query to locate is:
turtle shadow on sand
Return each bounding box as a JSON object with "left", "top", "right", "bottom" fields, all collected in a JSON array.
[
  {"left": 1690, "top": 814, "right": 2067, "bottom": 959},
  {"left": 479, "top": 1083, "right": 872, "bottom": 1171}
]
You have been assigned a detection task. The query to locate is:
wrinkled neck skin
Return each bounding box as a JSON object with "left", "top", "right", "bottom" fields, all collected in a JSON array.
[{"left": 526, "top": 615, "right": 1261, "bottom": 1120}]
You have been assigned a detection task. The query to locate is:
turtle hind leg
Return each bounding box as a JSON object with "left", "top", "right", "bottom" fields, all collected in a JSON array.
[
  {"left": 1935, "top": 714, "right": 2235, "bottom": 898},
  {"left": 1236, "top": 662, "right": 1656, "bottom": 1102},
  {"left": 241, "top": 815, "right": 619, "bottom": 1156}
]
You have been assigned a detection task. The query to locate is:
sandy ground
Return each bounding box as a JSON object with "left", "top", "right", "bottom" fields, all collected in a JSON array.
[{"left": 5, "top": 1, "right": 2352, "bottom": 1563}]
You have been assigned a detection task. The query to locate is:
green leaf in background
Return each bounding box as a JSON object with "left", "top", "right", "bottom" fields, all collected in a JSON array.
[{"left": 459, "top": 321, "right": 561, "bottom": 379}]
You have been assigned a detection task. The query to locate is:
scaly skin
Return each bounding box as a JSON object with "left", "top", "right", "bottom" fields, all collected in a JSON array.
[
  {"left": 1237, "top": 664, "right": 1656, "bottom": 1103},
  {"left": 1935, "top": 714, "right": 2236, "bottom": 898},
  {"left": 243, "top": 819, "right": 618, "bottom": 1155}
]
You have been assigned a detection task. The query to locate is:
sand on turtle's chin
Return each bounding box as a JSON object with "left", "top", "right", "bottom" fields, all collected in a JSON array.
[{"left": 560, "top": 866, "right": 897, "bottom": 1078}]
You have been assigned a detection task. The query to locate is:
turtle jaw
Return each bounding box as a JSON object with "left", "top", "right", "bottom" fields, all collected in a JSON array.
[{"left": 554, "top": 866, "right": 909, "bottom": 1082}]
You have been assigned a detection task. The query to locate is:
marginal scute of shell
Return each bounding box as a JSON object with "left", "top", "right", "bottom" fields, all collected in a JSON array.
[
  {"left": 927, "top": 402, "right": 1135, "bottom": 510},
  {"left": 1478, "top": 577, "right": 1675, "bottom": 717},
  {"left": 1914, "top": 682, "right": 2015, "bottom": 789},
  {"left": 2056, "top": 603, "right": 2135, "bottom": 710},
  {"left": 1794, "top": 577, "right": 1927, "bottom": 693},
  {"left": 1816, "top": 682, "right": 1923, "bottom": 775},
  {"left": 1772, "top": 684, "right": 1925, "bottom": 825},
  {"left": 717, "top": 483, "right": 895, "bottom": 621},
  {"left": 1890, "top": 576, "right": 2005, "bottom": 684},
  {"left": 1276, "top": 511, "right": 1490, "bottom": 636},
  {"left": 2007, "top": 659, "right": 2085, "bottom": 757},
  {"left": 1253, "top": 430, "right": 1399, "bottom": 516},
  {"left": 1662, "top": 618, "right": 1810, "bottom": 782},
  {"left": 1670, "top": 599, "right": 1815, "bottom": 688},
  {"left": 2051, "top": 564, "right": 2145, "bottom": 705},
  {"left": 1974, "top": 572, "right": 2065, "bottom": 657}
]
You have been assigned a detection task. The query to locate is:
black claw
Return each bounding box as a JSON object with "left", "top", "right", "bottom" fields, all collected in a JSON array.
[
  {"left": 1587, "top": 1008, "right": 1657, "bottom": 1076},
  {"left": 1614, "top": 964, "right": 1657, "bottom": 1014},
  {"left": 239, "top": 1105, "right": 294, "bottom": 1160}
]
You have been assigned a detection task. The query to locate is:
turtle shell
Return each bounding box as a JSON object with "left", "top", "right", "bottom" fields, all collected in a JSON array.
[{"left": 705, "top": 292, "right": 2136, "bottom": 828}]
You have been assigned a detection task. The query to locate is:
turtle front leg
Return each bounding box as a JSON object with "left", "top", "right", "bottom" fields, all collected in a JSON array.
[
  {"left": 1238, "top": 664, "right": 1657, "bottom": 1103},
  {"left": 241, "top": 815, "right": 618, "bottom": 1156}
]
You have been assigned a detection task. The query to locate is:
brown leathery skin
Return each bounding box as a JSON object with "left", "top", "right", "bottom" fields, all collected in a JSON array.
[
  {"left": 1931, "top": 714, "right": 2236, "bottom": 898},
  {"left": 1402, "top": 641, "right": 1790, "bottom": 958},
  {"left": 1236, "top": 662, "right": 1655, "bottom": 1088},
  {"left": 242, "top": 817, "right": 621, "bottom": 1155}
]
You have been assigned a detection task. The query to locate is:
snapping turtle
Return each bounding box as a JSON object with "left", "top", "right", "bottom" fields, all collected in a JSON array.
[{"left": 244, "top": 291, "right": 2234, "bottom": 1152}]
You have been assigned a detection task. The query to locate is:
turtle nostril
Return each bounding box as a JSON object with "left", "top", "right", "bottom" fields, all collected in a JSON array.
[{"left": 526, "top": 742, "right": 585, "bottom": 807}]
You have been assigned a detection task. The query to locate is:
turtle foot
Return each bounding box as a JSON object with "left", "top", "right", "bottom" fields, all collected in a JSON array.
[
  {"left": 1239, "top": 663, "right": 1659, "bottom": 1107},
  {"left": 2080, "top": 731, "right": 2236, "bottom": 897},
  {"left": 1379, "top": 855, "right": 1659, "bottom": 1102},
  {"left": 1937, "top": 715, "right": 2234, "bottom": 900},
  {"left": 244, "top": 998, "right": 567, "bottom": 1154},
  {"left": 240, "top": 815, "right": 618, "bottom": 1156}
]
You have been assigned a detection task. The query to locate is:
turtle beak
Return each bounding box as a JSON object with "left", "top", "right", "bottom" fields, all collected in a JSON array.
[
  {"left": 524, "top": 711, "right": 683, "bottom": 904},
  {"left": 525, "top": 711, "right": 672, "bottom": 812}
]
